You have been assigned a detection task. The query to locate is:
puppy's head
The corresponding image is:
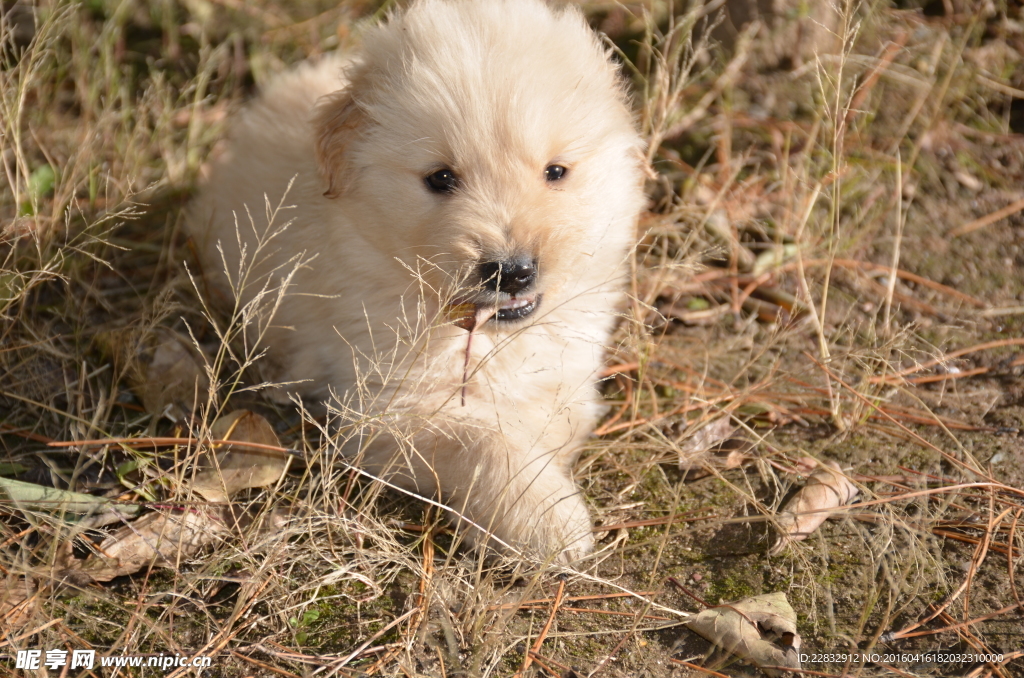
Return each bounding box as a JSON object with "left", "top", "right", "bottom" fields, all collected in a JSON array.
[{"left": 314, "top": 0, "right": 646, "bottom": 326}]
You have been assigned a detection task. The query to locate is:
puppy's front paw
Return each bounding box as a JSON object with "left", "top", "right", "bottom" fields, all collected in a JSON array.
[
  {"left": 537, "top": 491, "right": 594, "bottom": 564},
  {"left": 454, "top": 469, "right": 594, "bottom": 564}
]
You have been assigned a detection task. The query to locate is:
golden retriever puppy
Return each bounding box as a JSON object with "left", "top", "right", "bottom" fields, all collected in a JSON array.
[{"left": 189, "top": 0, "right": 646, "bottom": 562}]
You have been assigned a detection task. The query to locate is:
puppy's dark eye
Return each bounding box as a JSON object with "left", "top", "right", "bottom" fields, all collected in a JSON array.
[
  {"left": 425, "top": 168, "right": 459, "bottom": 194},
  {"left": 544, "top": 164, "right": 567, "bottom": 182}
]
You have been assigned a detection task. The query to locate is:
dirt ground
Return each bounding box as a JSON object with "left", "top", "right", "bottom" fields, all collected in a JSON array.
[{"left": 2, "top": 1, "right": 1023, "bottom": 676}]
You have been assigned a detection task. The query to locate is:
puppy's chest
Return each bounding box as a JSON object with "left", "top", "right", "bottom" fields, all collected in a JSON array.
[{"left": 427, "top": 323, "right": 602, "bottom": 413}]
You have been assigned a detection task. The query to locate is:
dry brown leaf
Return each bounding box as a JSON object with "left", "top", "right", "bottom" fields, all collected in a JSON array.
[
  {"left": 687, "top": 591, "right": 801, "bottom": 677},
  {"left": 66, "top": 503, "right": 294, "bottom": 583},
  {"left": 134, "top": 329, "right": 209, "bottom": 420},
  {"left": 678, "top": 418, "right": 737, "bottom": 456},
  {"left": 59, "top": 411, "right": 290, "bottom": 583},
  {"left": 77, "top": 508, "right": 230, "bottom": 582},
  {"left": 444, "top": 301, "right": 497, "bottom": 336},
  {"left": 770, "top": 459, "right": 859, "bottom": 556},
  {"left": 679, "top": 448, "right": 752, "bottom": 481},
  {"left": 190, "top": 410, "right": 291, "bottom": 503},
  {"left": 676, "top": 418, "right": 750, "bottom": 478},
  {"left": 0, "top": 576, "right": 38, "bottom": 631}
]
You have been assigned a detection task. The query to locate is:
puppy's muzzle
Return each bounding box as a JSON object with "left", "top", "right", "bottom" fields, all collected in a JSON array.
[
  {"left": 478, "top": 257, "right": 541, "bottom": 322},
  {"left": 479, "top": 258, "right": 536, "bottom": 295}
]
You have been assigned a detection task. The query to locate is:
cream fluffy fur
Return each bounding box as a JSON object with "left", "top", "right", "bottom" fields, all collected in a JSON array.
[{"left": 190, "top": 0, "right": 646, "bottom": 562}]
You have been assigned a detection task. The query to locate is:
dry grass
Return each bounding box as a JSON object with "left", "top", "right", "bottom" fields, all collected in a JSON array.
[{"left": 3, "top": 0, "right": 1024, "bottom": 676}]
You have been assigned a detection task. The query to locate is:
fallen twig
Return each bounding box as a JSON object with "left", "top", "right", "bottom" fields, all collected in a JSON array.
[
  {"left": 515, "top": 577, "right": 567, "bottom": 677},
  {"left": 949, "top": 197, "right": 1024, "bottom": 238},
  {"left": 868, "top": 338, "right": 1024, "bottom": 384}
]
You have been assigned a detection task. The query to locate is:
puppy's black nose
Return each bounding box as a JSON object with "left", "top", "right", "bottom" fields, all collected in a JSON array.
[{"left": 479, "top": 258, "right": 537, "bottom": 295}]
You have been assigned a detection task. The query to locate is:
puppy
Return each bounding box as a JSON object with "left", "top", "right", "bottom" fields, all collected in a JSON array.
[{"left": 189, "top": 0, "right": 646, "bottom": 562}]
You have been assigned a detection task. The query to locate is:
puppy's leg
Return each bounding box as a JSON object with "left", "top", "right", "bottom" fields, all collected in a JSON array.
[
  {"left": 446, "top": 432, "right": 595, "bottom": 562},
  {"left": 366, "top": 426, "right": 594, "bottom": 562}
]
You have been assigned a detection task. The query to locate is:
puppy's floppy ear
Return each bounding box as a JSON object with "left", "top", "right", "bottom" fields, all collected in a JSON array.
[{"left": 313, "top": 88, "right": 365, "bottom": 198}]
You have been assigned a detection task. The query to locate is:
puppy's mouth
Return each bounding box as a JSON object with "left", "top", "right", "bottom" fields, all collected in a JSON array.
[
  {"left": 495, "top": 293, "right": 541, "bottom": 322},
  {"left": 447, "top": 293, "right": 542, "bottom": 330}
]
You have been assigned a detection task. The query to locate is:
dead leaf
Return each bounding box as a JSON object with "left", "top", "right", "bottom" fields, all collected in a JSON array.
[
  {"left": 770, "top": 459, "right": 859, "bottom": 555},
  {"left": 0, "top": 576, "right": 38, "bottom": 631},
  {"left": 109, "top": 328, "right": 209, "bottom": 421},
  {"left": 142, "top": 332, "right": 208, "bottom": 420},
  {"left": 677, "top": 418, "right": 738, "bottom": 458},
  {"left": 687, "top": 591, "right": 801, "bottom": 677},
  {"left": 64, "top": 489, "right": 295, "bottom": 583},
  {"left": 446, "top": 301, "right": 477, "bottom": 330},
  {"left": 675, "top": 418, "right": 751, "bottom": 479},
  {"left": 76, "top": 508, "right": 230, "bottom": 582},
  {"left": 190, "top": 410, "right": 290, "bottom": 503}
]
